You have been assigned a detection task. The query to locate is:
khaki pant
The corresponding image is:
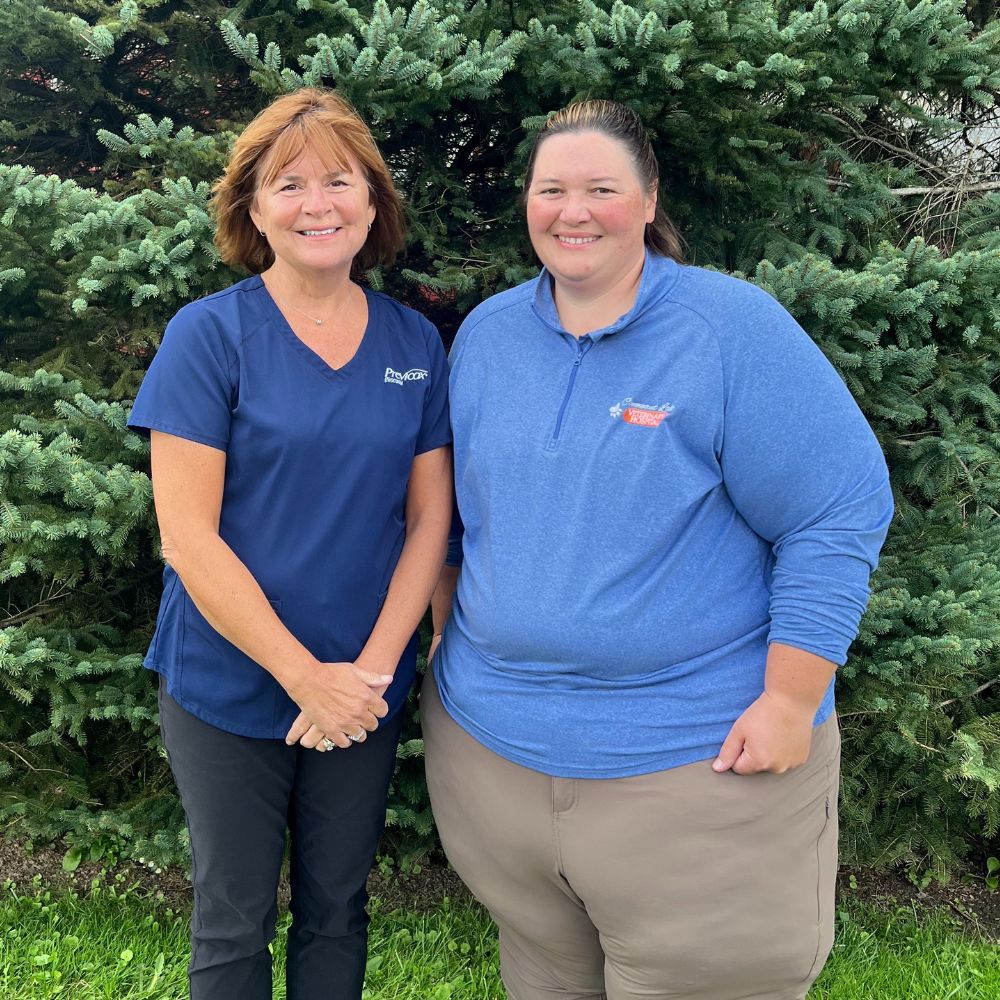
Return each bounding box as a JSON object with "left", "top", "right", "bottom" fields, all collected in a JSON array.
[{"left": 422, "top": 672, "right": 839, "bottom": 1000}]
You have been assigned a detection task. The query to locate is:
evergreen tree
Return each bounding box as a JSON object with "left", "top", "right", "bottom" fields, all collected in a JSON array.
[{"left": 2, "top": 0, "right": 999, "bottom": 875}]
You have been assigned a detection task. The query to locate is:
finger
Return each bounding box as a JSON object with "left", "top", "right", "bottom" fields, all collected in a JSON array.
[
  {"left": 299, "top": 724, "right": 327, "bottom": 750},
  {"left": 712, "top": 730, "right": 744, "bottom": 772},
  {"left": 285, "top": 711, "right": 311, "bottom": 746},
  {"left": 345, "top": 727, "right": 368, "bottom": 745},
  {"left": 316, "top": 731, "right": 353, "bottom": 751},
  {"left": 356, "top": 669, "right": 394, "bottom": 689},
  {"left": 368, "top": 696, "right": 389, "bottom": 719},
  {"left": 731, "top": 749, "right": 762, "bottom": 775}
]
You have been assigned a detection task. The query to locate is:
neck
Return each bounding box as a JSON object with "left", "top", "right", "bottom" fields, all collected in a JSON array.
[
  {"left": 262, "top": 260, "right": 355, "bottom": 312},
  {"left": 553, "top": 252, "right": 646, "bottom": 337}
]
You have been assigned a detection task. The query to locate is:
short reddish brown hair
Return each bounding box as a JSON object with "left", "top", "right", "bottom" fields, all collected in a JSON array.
[{"left": 213, "top": 88, "right": 406, "bottom": 278}]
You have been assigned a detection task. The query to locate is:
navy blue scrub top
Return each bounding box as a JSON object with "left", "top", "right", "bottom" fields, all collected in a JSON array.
[{"left": 128, "top": 276, "right": 452, "bottom": 738}]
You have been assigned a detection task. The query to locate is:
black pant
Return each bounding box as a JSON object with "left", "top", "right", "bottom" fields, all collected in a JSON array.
[{"left": 158, "top": 679, "right": 404, "bottom": 1000}]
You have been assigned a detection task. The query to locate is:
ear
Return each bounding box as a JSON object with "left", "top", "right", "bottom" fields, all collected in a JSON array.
[
  {"left": 249, "top": 199, "right": 263, "bottom": 234},
  {"left": 645, "top": 184, "right": 658, "bottom": 226},
  {"left": 367, "top": 201, "right": 376, "bottom": 229}
]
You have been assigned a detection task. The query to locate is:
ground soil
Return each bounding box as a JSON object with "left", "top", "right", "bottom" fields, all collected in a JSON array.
[{"left": 3, "top": 839, "right": 999, "bottom": 941}]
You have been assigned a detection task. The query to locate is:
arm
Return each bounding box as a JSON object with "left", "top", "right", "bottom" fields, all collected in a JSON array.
[
  {"left": 713, "top": 643, "right": 837, "bottom": 774},
  {"left": 358, "top": 445, "right": 453, "bottom": 674},
  {"left": 428, "top": 565, "right": 460, "bottom": 663},
  {"left": 150, "top": 431, "right": 392, "bottom": 745},
  {"left": 286, "top": 444, "right": 453, "bottom": 745},
  {"left": 428, "top": 498, "right": 465, "bottom": 662},
  {"left": 709, "top": 287, "right": 893, "bottom": 774}
]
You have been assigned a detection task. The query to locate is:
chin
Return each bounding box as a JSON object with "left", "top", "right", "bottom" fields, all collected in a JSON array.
[{"left": 551, "top": 263, "right": 598, "bottom": 283}]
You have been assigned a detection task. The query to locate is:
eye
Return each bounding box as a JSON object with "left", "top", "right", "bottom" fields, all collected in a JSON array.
[
  {"left": 327, "top": 178, "right": 348, "bottom": 189},
  {"left": 593, "top": 187, "right": 615, "bottom": 194},
  {"left": 537, "top": 187, "right": 562, "bottom": 196},
  {"left": 279, "top": 183, "right": 299, "bottom": 192}
]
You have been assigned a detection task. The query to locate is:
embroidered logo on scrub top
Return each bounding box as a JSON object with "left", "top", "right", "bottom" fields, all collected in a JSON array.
[
  {"left": 384, "top": 367, "right": 429, "bottom": 386},
  {"left": 609, "top": 397, "right": 674, "bottom": 428}
]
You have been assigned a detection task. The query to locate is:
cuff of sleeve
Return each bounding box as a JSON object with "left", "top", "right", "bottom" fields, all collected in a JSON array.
[
  {"left": 766, "top": 633, "right": 848, "bottom": 667},
  {"left": 127, "top": 416, "right": 228, "bottom": 452}
]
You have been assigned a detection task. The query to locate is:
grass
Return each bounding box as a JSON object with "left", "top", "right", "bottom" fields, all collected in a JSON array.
[
  {"left": 1, "top": 876, "right": 998, "bottom": 999},
  {"left": 810, "top": 903, "right": 1000, "bottom": 999}
]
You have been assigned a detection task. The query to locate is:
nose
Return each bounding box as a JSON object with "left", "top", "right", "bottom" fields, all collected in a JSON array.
[
  {"left": 302, "top": 182, "right": 331, "bottom": 216},
  {"left": 559, "top": 193, "right": 592, "bottom": 225}
]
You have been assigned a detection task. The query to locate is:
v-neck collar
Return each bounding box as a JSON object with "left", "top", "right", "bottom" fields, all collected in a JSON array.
[{"left": 254, "top": 275, "right": 376, "bottom": 381}]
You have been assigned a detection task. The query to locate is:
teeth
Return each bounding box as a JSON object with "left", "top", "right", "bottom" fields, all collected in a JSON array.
[
  {"left": 558, "top": 236, "right": 599, "bottom": 245},
  {"left": 301, "top": 228, "right": 338, "bottom": 236}
]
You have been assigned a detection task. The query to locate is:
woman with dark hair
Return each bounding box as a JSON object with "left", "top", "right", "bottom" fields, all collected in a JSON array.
[
  {"left": 128, "top": 88, "right": 452, "bottom": 1000},
  {"left": 423, "top": 100, "right": 892, "bottom": 1000}
]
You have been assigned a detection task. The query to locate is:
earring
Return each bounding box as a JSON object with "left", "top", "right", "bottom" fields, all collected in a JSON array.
[{"left": 367, "top": 222, "right": 372, "bottom": 231}]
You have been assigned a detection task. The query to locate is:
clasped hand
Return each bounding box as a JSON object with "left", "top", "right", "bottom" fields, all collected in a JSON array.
[
  {"left": 712, "top": 690, "right": 815, "bottom": 775},
  {"left": 285, "top": 660, "right": 392, "bottom": 751}
]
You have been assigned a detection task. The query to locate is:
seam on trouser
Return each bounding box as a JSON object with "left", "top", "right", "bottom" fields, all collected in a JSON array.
[
  {"left": 552, "top": 778, "right": 580, "bottom": 879},
  {"left": 800, "top": 725, "right": 838, "bottom": 987},
  {"left": 158, "top": 681, "right": 204, "bottom": 964},
  {"left": 551, "top": 778, "right": 566, "bottom": 878},
  {"left": 803, "top": 793, "right": 831, "bottom": 983}
]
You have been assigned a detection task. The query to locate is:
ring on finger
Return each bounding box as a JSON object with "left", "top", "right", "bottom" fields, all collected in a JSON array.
[
  {"left": 347, "top": 730, "right": 366, "bottom": 743},
  {"left": 320, "top": 737, "right": 336, "bottom": 752}
]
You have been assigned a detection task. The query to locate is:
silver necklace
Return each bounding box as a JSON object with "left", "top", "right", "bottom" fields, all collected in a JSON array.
[
  {"left": 267, "top": 282, "right": 336, "bottom": 327},
  {"left": 284, "top": 298, "right": 327, "bottom": 326}
]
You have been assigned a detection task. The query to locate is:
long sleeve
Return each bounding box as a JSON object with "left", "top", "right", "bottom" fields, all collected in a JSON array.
[{"left": 716, "top": 289, "right": 894, "bottom": 665}]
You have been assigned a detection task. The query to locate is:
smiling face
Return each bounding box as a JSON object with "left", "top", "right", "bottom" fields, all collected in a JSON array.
[
  {"left": 525, "top": 130, "right": 656, "bottom": 297},
  {"left": 249, "top": 145, "right": 376, "bottom": 284}
]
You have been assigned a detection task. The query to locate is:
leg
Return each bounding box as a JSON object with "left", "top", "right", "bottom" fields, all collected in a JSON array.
[
  {"left": 158, "top": 680, "right": 292, "bottom": 1000},
  {"left": 285, "top": 708, "right": 404, "bottom": 1000},
  {"left": 563, "top": 717, "right": 841, "bottom": 1000},
  {"left": 422, "top": 672, "right": 607, "bottom": 1000}
]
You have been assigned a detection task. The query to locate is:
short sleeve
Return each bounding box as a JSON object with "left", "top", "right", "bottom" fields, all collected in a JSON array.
[
  {"left": 127, "top": 304, "right": 237, "bottom": 452},
  {"left": 414, "top": 319, "right": 452, "bottom": 455}
]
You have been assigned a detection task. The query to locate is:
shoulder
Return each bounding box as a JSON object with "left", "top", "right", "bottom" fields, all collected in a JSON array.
[
  {"left": 367, "top": 289, "right": 440, "bottom": 346},
  {"left": 172, "top": 275, "right": 264, "bottom": 320},
  {"left": 671, "top": 264, "right": 786, "bottom": 325},
  {"left": 451, "top": 277, "right": 540, "bottom": 360},
  {"left": 667, "top": 263, "right": 808, "bottom": 356},
  {"left": 165, "top": 276, "right": 267, "bottom": 353},
  {"left": 462, "top": 278, "right": 538, "bottom": 334}
]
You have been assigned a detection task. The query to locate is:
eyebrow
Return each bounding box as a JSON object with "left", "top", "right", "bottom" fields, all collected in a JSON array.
[
  {"left": 533, "top": 176, "right": 621, "bottom": 184},
  {"left": 274, "top": 169, "right": 350, "bottom": 183}
]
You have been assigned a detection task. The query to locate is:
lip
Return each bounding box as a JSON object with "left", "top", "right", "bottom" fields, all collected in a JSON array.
[
  {"left": 554, "top": 233, "right": 601, "bottom": 247},
  {"left": 296, "top": 227, "right": 343, "bottom": 239}
]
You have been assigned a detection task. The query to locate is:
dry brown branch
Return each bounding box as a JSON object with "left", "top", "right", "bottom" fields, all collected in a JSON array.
[{"left": 938, "top": 677, "right": 1000, "bottom": 709}]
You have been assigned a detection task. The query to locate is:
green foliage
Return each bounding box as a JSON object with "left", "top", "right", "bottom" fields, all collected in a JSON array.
[
  {"left": 0, "top": 0, "right": 264, "bottom": 178},
  {"left": 3, "top": 887, "right": 1000, "bottom": 999},
  {"left": 0, "top": 368, "right": 185, "bottom": 863},
  {"left": 1, "top": 0, "right": 999, "bottom": 874}
]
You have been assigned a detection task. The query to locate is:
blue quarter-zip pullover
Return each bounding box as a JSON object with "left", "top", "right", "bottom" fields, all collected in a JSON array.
[{"left": 434, "top": 252, "right": 893, "bottom": 778}]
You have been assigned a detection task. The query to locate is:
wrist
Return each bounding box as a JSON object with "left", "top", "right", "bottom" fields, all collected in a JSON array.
[
  {"left": 354, "top": 649, "right": 395, "bottom": 678},
  {"left": 762, "top": 687, "right": 820, "bottom": 717},
  {"left": 276, "top": 655, "right": 320, "bottom": 703}
]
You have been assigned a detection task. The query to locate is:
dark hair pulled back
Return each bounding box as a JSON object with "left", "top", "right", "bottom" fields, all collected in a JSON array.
[{"left": 523, "top": 100, "right": 684, "bottom": 263}]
